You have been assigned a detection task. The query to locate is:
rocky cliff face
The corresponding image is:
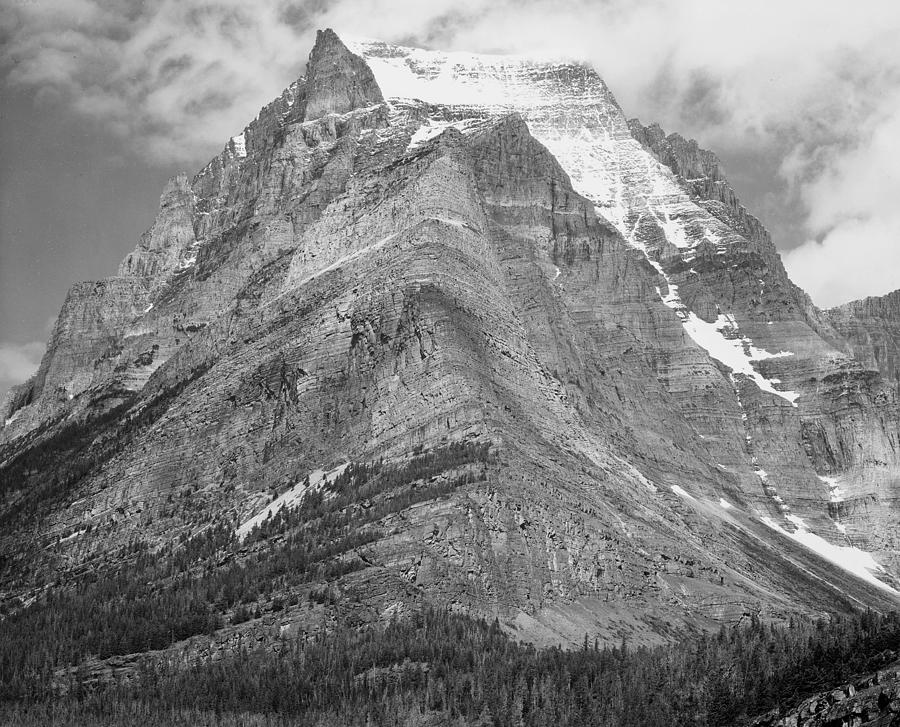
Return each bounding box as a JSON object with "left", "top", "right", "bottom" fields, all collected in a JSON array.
[
  {"left": 303, "top": 28, "right": 383, "bottom": 120},
  {"left": 627, "top": 119, "right": 773, "bottom": 246},
  {"left": 829, "top": 289, "right": 900, "bottom": 384},
  {"left": 0, "top": 30, "right": 898, "bottom": 654}
]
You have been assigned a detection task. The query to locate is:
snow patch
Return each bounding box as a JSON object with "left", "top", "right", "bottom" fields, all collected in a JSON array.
[
  {"left": 674, "top": 308, "right": 799, "bottom": 405},
  {"left": 818, "top": 475, "right": 845, "bottom": 503},
  {"left": 237, "top": 463, "right": 350, "bottom": 540},
  {"left": 291, "top": 232, "right": 399, "bottom": 289},
  {"left": 760, "top": 516, "right": 897, "bottom": 595},
  {"left": 407, "top": 117, "right": 483, "bottom": 150},
  {"left": 653, "top": 278, "right": 799, "bottom": 405},
  {"left": 428, "top": 216, "right": 467, "bottom": 229},
  {"left": 719, "top": 498, "right": 733, "bottom": 510},
  {"left": 348, "top": 36, "right": 745, "bottom": 275},
  {"left": 231, "top": 133, "right": 246, "bottom": 158},
  {"left": 656, "top": 209, "right": 692, "bottom": 249},
  {"left": 671, "top": 485, "right": 695, "bottom": 500},
  {"left": 628, "top": 208, "right": 797, "bottom": 406},
  {"left": 348, "top": 38, "right": 664, "bottom": 220},
  {"left": 345, "top": 38, "right": 566, "bottom": 108}
]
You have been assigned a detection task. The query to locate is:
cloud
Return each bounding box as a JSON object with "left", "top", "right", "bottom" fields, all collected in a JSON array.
[
  {"left": 2, "top": 0, "right": 899, "bottom": 304},
  {"left": 783, "top": 216, "right": 900, "bottom": 309},
  {"left": 782, "top": 91, "right": 900, "bottom": 307},
  {"left": 0, "top": 341, "right": 44, "bottom": 398},
  {"left": 1, "top": 0, "right": 315, "bottom": 163},
  {"left": 324, "top": 0, "right": 900, "bottom": 307}
]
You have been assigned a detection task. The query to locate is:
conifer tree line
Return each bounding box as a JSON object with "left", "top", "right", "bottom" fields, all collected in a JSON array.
[
  {"left": 1, "top": 438, "right": 898, "bottom": 725},
  {"left": 1, "top": 607, "right": 898, "bottom": 726},
  {"left": 0, "top": 442, "right": 494, "bottom": 697}
]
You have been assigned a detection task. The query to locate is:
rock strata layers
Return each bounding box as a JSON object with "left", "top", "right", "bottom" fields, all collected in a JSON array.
[
  {"left": 0, "top": 30, "right": 898, "bottom": 652},
  {"left": 829, "top": 289, "right": 900, "bottom": 383}
]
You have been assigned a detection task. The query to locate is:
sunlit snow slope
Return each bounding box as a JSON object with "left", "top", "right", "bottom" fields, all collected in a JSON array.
[{"left": 346, "top": 39, "right": 735, "bottom": 249}]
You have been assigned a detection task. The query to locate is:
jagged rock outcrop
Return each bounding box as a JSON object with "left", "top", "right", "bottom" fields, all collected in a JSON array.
[
  {"left": 749, "top": 658, "right": 900, "bottom": 727},
  {"left": 0, "top": 277, "right": 150, "bottom": 429},
  {"left": 303, "top": 28, "right": 384, "bottom": 121},
  {"left": 1, "top": 30, "right": 898, "bottom": 656},
  {"left": 829, "top": 289, "right": 900, "bottom": 383},
  {"left": 119, "top": 174, "right": 198, "bottom": 282},
  {"left": 628, "top": 118, "right": 772, "bottom": 246},
  {"left": 0, "top": 34, "right": 384, "bottom": 437}
]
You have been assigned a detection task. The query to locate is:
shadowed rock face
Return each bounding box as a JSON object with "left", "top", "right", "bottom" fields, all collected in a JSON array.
[
  {"left": 303, "top": 29, "right": 384, "bottom": 121},
  {"left": 0, "top": 29, "right": 898, "bottom": 652}
]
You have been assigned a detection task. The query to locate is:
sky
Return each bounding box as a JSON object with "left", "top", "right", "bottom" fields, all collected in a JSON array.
[{"left": 2, "top": 0, "right": 900, "bottom": 401}]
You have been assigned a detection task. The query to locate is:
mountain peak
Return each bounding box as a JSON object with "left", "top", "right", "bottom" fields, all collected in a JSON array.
[
  {"left": 1, "top": 30, "right": 899, "bottom": 687},
  {"left": 303, "top": 28, "right": 383, "bottom": 121}
]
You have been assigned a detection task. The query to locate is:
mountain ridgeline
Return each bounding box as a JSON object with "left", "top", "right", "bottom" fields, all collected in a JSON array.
[{"left": 1, "top": 28, "right": 899, "bottom": 721}]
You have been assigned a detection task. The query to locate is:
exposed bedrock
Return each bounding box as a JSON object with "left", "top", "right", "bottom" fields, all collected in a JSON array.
[{"left": 2, "top": 30, "right": 898, "bottom": 650}]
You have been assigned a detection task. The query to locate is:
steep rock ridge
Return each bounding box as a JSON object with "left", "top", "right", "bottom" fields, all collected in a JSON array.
[
  {"left": 0, "top": 278, "right": 152, "bottom": 450},
  {"left": 303, "top": 28, "right": 384, "bottom": 120},
  {"left": 829, "top": 289, "right": 900, "bottom": 383},
  {"left": 119, "top": 174, "right": 198, "bottom": 283},
  {"left": 627, "top": 118, "right": 771, "bottom": 246},
  {"left": 347, "top": 38, "right": 900, "bottom": 589},
  {"left": 625, "top": 116, "right": 845, "bottom": 357},
  {"left": 1, "top": 30, "right": 899, "bottom": 654},
  {"left": 0, "top": 33, "right": 384, "bottom": 440},
  {"left": 624, "top": 121, "right": 900, "bottom": 569}
]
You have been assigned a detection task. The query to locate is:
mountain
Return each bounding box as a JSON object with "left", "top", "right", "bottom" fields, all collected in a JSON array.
[
  {"left": 1, "top": 28, "right": 898, "bottom": 672},
  {"left": 828, "top": 289, "right": 900, "bottom": 384}
]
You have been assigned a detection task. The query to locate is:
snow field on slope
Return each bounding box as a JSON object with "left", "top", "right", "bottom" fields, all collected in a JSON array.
[
  {"left": 761, "top": 516, "right": 898, "bottom": 595},
  {"left": 231, "top": 133, "right": 246, "bottom": 158},
  {"left": 818, "top": 474, "right": 845, "bottom": 503},
  {"left": 236, "top": 463, "right": 350, "bottom": 540}
]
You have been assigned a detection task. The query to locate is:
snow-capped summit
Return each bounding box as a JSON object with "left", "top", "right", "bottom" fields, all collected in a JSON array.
[{"left": 2, "top": 29, "right": 898, "bottom": 663}]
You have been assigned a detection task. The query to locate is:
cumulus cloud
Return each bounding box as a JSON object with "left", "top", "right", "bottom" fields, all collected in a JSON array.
[
  {"left": 783, "top": 216, "right": 900, "bottom": 309},
  {"left": 2, "top": 0, "right": 899, "bottom": 304},
  {"left": 782, "top": 88, "right": 900, "bottom": 307},
  {"left": 0, "top": 341, "right": 44, "bottom": 400},
  {"left": 1, "top": 0, "right": 314, "bottom": 163}
]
